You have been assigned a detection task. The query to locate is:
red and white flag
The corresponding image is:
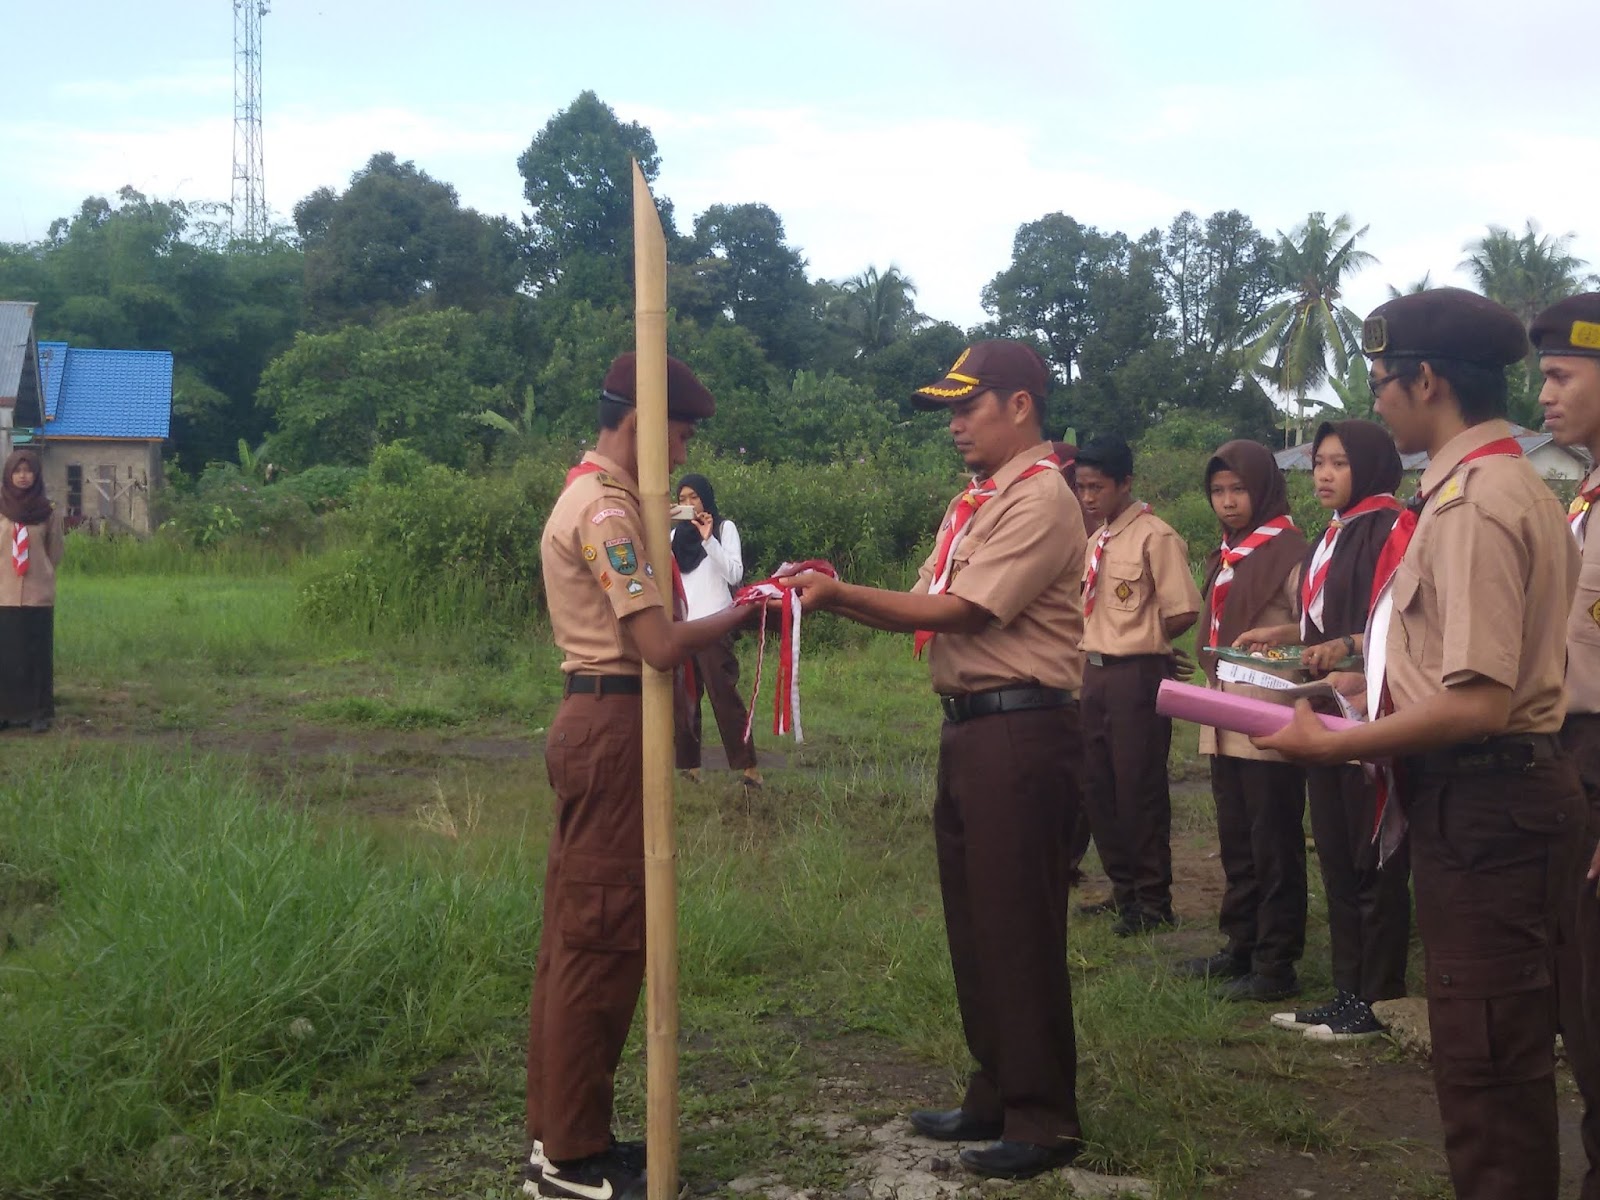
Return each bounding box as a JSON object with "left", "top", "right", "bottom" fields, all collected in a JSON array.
[{"left": 734, "top": 560, "right": 838, "bottom": 743}]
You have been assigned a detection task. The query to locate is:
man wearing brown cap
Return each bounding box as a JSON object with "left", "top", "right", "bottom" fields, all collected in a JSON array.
[
  {"left": 1259, "top": 288, "right": 1584, "bottom": 1200},
  {"left": 1532, "top": 292, "right": 1600, "bottom": 1200},
  {"left": 785, "top": 340, "right": 1088, "bottom": 1180},
  {"left": 524, "top": 353, "right": 762, "bottom": 1200}
]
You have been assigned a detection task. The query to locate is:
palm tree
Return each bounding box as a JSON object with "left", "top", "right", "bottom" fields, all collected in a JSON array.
[
  {"left": 1386, "top": 271, "right": 1432, "bottom": 298},
  {"left": 832, "top": 264, "right": 925, "bottom": 356},
  {"left": 1246, "top": 213, "right": 1376, "bottom": 444}
]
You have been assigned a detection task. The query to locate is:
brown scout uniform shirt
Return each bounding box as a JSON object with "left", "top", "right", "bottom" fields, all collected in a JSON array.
[
  {"left": 540, "top": 452, "right": 666, "bottom": 675},
  {"left": 0, "top": 512, "right": 66, "bottom": 608},
  {"left": 1568, "top": 464, "right": 1600, "bottom": 716},
  {"left": 913, "top": 441, "right": 1086, "bottom": 696},
  {"left": 1387, "top": 420, "right": 1577, "bottom": 732},
  {"left": 1080, "top": 503, "right": 1201, "bottom": 657},
  {"left": 1198, "top": 566, "right": 1301, "bottom": 761}
]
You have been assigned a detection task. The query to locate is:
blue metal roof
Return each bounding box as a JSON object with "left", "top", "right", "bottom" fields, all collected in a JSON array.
[{"left": 36, "top": 343, "right": 171, "bottom": 439}]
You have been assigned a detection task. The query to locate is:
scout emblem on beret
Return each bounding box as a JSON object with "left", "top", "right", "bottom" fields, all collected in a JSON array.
[
  {"left": 605, "top": 537, "right": 638, "bottom": 575},
  {"left": 1361, "top": 317, "right": 1388, "bottom": 355},
  {"left": 583, "top": 544, "right": 598, "bottom": 562},
  {"left": 1573, "top": 321, "right": 1600, "bottom": 351},
  {"left": 1115, "top": 581, "right": 1133, "bottom": 602}
]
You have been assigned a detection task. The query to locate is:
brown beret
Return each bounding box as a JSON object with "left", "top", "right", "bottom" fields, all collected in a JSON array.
[
  {"left": 602, "top": 352, "right": 716, "bottom": 420},
  {"left": 912, "top": 339, "right": 1051, "bottom": 410},
  {"left": 1360, "top": 287, "right": 1528, "bottom": 368},
  {"left": 1529, "top": 293, "right": 1600, "bottom": 359}
]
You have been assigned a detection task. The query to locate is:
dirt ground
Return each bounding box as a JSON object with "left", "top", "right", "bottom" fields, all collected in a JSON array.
[{"left": 29, "top": 702, "right": 1592, "bottom": 1199}]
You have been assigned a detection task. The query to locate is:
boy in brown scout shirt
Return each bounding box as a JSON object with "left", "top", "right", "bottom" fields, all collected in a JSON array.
[
  {"left": 1260, "top": 288, "right": 1585, "bottom": 1200},
  {"left": 1531, "top": 291, "right": 1600, "bottom": 1200},
  {"left": 786, "top": 340, "right": 1087, "bottom": 1182},
  {"left": 524, "top": 353, "right": 761, "bottom": 1200},
  {"left": 1072, "top": 434, "right": 1201, "bottom": 936}
]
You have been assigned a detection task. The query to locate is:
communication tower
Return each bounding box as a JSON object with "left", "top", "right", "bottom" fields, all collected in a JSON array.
[{"left": 231, "top": 0, "right": 269, "bottom": 241}]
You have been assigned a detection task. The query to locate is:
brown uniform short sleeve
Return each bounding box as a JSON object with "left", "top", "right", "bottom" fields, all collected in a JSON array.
[
  {"left": 1149, "top": 527, "right": 1200, "bottom": 620},
  {"left": 578, "top": 498, "right": 665, "bottom": 619},
  {"left": 1429, "top": 498, "right": 1523, "bottom": 690},
  {"left": 948, "top": 484, "right": 1076, "bottom": 626}
]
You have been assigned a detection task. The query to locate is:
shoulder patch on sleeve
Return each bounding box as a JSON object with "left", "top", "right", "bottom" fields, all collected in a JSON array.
[{"left": 1434, "top": 471, "right": 1468, "bottom": 510}]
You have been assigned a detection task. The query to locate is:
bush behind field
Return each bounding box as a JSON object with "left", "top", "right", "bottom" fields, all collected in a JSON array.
[{"left": 299, "top": 445, "right": 957, "bottom": 631}]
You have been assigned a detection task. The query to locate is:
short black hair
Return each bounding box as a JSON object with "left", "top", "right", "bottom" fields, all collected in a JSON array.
[
  {"left": 598, "top": 390, "right": 634, "bottom": 431},
  {"left": 1387, "top": 357, "right": 1509, "bottom": 423},
  {"left": 1075, "top": 434, "right": 1134, "bottom": 482}
]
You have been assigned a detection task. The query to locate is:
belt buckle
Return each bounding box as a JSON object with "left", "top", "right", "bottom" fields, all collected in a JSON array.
[{"left": 1087, "top": 652, "right": 1105, "bottom": 668}]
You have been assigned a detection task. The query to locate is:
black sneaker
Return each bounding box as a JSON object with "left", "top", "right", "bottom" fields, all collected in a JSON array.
[
  {"left": 1305, "top": 998, "right": 1385, "bottom": 1043},
  {"left": 1176, "top": 950, "right": 1250, "bottom": 980},
  {"left": 1216, "top": 972, "right": 1300, "bottom": 1003},
  {"left": 539, "top": 1146, "right": 646, "bottom": 1200},
  {"left": 1270, "top": 989, "right": 1352, "bottom": 1031},
  {"left": 521, "top": 1142, "right": 548, "bottom": 1196}
]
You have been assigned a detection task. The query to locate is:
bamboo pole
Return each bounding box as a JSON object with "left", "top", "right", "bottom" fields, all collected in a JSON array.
[{"left": 632, "top": 159, "right": 679, "bottom": 1200}]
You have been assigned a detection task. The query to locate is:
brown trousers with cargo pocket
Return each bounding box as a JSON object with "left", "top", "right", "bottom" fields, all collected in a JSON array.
[
  {"left": 1558, "top": 714, "right": 1600, "bottom": 1200},
  {"left": 1403, "top": 756, "right": 1585, "bottom": 1200},
  {"left": 527, "top": 691, "right": 646, "bottom": 1162}
]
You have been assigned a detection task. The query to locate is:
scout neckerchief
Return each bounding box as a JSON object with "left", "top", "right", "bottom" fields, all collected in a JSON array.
[
  {"left": 10, "top": 524, "right": 28, "bottom": 577},
  {"left": 1083, "top": 502, "right": 1151, "bottom": 617},
  {"left": 1363, "top": 436, "right": 1523, "bottom": 861},
  {"left": 1299, "top": 494, "right": 1401, "bottom": 638},
  {"left": 564, "top": 457, "right": 693, "bottom": 692},
  {"left": 1206, "top": 515, "right": 1297, "bottom": 647},
  {"left": 1569, "top": 470, "right": 1600, "bottom": 551},
  {"left": 914, "top": 452, "right": 1061, "bottom": 657},
  {"left": 733, "top": 560, "right": 838, "bottom": 742}
]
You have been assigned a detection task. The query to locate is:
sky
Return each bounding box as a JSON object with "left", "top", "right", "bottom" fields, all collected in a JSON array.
[{"left": 6, "top": 0, "right": 1600, "bottom": 333}]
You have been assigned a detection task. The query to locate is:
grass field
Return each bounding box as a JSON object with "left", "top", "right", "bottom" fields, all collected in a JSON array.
[{"left": 0, "top": 545, "right": 1584, "bottom": 1199}]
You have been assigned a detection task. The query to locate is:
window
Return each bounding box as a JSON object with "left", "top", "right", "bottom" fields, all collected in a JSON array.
[
  {"left": 66, "top": 465, "right": 83, "bottom": 517},
  {"left": 96, "top": 466, "right": 114, "bottom": 518}
]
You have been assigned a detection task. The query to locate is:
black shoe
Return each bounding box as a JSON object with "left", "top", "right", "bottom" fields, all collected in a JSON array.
[
  {"left": 1075, "top": 896, "right": 1119, "bottom": 917},
  {"left": 958, "top": 1139, "right": 1081, "bottom": 1179},
  {"left": 1270, "top": 989, "right": 1352, "bottom": 1031},
  {"left": 908, "top": 1108, "right": 1004, "bottom": 1142},
  {"left": 1177, "top": 950, "right": 1250, "bottom": 980},
  {"left": 523, "top": 1138, "right": 644, "bottom": 1196},
  {"left": 1216, "top": 972, "right": 1300, "bottom": 1003},
  {"left": 538, "top": 1146, "right": 646, "bottom": 1200},
  {"left": 1112, "top": 908, "right": 1176, "bottom": 937},
  {"left": 1305, "top": 998, "right": 1385, "bottom": 1043}
]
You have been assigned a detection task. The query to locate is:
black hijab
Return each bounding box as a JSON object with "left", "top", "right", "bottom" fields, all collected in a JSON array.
[
  {"left": 672, "top": 473, "right": 723, "bottom": 574},
  {"left": 1302, "top": 420, "right": 1404, "bottom": 641},
  {"left": 1, "top": 449, "right": 52, "bottom": 526}
]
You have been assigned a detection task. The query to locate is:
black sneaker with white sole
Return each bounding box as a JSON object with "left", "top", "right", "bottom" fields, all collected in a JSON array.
[
  {"left": 538, "top": 1145, "right": 647, "bottom": 1200},
  {"left": 1270, "top": 989, "right": 1352, "bottom": 1032},
  {"left": 1305, "top": 998, "right": 1386, "bottom": 1043},
  {"left": 521, "top": 1141, "right": 549, "bottom": 1196}
]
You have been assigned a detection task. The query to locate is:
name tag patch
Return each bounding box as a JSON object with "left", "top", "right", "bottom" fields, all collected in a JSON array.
[{"left": 591, "top": 507, "right": 626, "bottom": 525}]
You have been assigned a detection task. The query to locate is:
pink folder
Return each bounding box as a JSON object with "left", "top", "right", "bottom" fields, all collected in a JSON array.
[{"left": 1155, "top": 680, "right": 1360, "bottom": 736}]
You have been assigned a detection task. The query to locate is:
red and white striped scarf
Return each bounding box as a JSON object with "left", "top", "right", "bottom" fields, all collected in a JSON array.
[
  {"left": 10, "top": 524, "right": 28, "bottom": 577},
  {"left": 1298, "top": 494, "right": 1401, "bottom": 637},
  {"left": 733, "top": 560, "right": 838, "bottom": 742},
  {"left": 1083, "top": 503, "right": 1150, "bottom": 617},
  {"left": 1569, "top": 476, "right": 1600, "bottom": 551},
  {"left": 914, "top": 453, "right": 1060, "bottom": 656},
  {"left": 1206, "top": 515, "right": 1297, "bottom": 646}
]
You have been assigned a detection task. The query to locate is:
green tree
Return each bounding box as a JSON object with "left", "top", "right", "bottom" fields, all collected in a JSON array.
[
  {"left": 1246, "top": 212, "right": 1376, "bottom": 440},
  {"left": 1385, "top": 271, "right": 1432, "bottom": 298},
  {"left": 829, "top": 264, "right": 925, "bottom": 358},
  {"left": 1160, "top": 210, "right": 1280, "bottom": 363},
  {"left": 294, "top": 153, "right": 520, "bottom": 329},
  {"left": 981, "top": 213, "right": 1103, "bottom": 380}
]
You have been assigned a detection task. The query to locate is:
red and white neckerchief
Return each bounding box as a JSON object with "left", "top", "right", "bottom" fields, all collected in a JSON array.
[
  {"left": 914, "top": 453, "right": 1061, "bottom": 656},
  {"left": 564, "top": 458, "right": 694, "bottom": 692},
  {"left": 1084, "top": 503, "right": 1151, "bottom": 616},
  {"left": 1363, "top": 436, "right": 1524, "bottom": 862},
  {"left": 10, "top": 524, "right": 28, "bottom": 577},
  {"left": 1205, "top": 515, "right": 1297, "bottom": 647},
  {"left": 1569, "top": 472, "right": 1600, "bottom": 551},
  {"left": 732, "top": 560, "right": 838, "bottom": 742},
  {"left": 1298, "top": 494, "right": 1402, "bottom": 639}
]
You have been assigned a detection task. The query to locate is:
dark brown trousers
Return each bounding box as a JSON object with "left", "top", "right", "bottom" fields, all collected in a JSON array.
[
  {"left": 1307, "top": 763, "right": 1411, "bottom": 1001},
  {"left": 1559, "top": 714, "right": 1600, "bottom": 1200},
  {"left": 527, "top": 692, "right": 646, "bottom": 1161},
  {"left": 675, "top": 631, "right": 757, "bottom": 771},
  {"left": 1080, "top": 656, "right": 1173, "bottom": 917},
  {"left": 935, "top": 703, "right": 1083, "bottom": 1147},
  {"left": 1209, "top": 756, "right": 1307, "bottom": 980},
  {"left": 0, "top": 606, "right": 53, "bottom": 723},
  {"left": 1404, "top": 756, "right": 1585, "bottom": 1200}
]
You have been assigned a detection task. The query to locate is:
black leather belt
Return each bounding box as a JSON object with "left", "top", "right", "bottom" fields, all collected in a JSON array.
[
  {"left": 1407, "top": 733, "right": 1562, "bottom": 777},
  {"left": 940, "top": 685, "right": 1075, "bottom": 724},
  {"left": 564, "top": 673, "right": 643, "bottom": 696},
  {"left": 1085, "top": 651, "right": 1166, "bottom": 667}
]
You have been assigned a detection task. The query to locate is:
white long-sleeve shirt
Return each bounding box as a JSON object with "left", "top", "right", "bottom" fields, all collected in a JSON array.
[{"left": 679, "top": 517, "right": 744, "bottom": 619}]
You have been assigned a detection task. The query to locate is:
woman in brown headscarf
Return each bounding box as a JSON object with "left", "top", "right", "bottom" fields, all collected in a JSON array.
[
  {"left": 1177, "top": 439, "right": 1310, "bottom": 1002},
  {"left": 1235, "top": 420, "right": 1412, "bottom": 1044},
  {"left": 0, "top": 449, "right": 66, "bottom": 731}
]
